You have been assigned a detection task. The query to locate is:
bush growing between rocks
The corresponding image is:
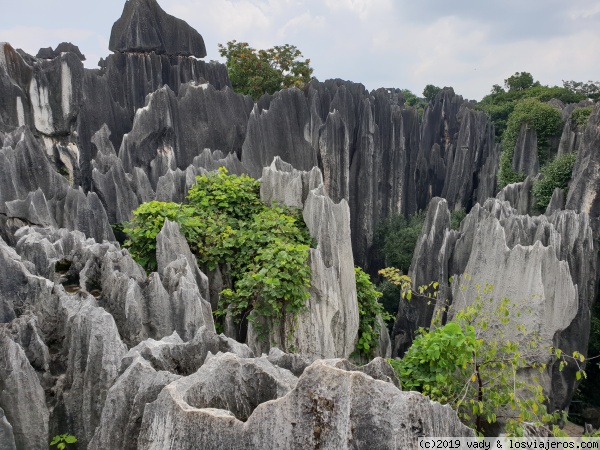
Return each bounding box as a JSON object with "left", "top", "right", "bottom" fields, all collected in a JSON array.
[
  {"left": 532, "top": 153, "right": 577, "bottom": 210},
  {"left": 386, "top": 278, "right": 586, "bottom": 437},
  {"left": 353, "top": 267, "right": 392, "bottom": 358},
  {"left": 124, "top": 168, "right": 313, "bottom": 340},
  {"left": 498, "top": 98, "right": 563, "bottom": 187}
]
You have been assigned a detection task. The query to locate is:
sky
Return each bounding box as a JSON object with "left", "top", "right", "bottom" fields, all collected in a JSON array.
[{"left": 0, "top": 0, "right": 599, "bottom": 101}]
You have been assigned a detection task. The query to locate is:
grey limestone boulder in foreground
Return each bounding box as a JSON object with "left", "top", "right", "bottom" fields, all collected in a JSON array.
[
  {"left": 136, "top": 356, "right": 474, "bottom": 449},
  {"left": 109, "top": 0, "right": 207, "bottom": 57}
]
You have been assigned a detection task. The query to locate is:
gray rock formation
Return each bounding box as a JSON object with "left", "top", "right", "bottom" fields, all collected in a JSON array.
[
  {"left": 566, "top": 104, "right": 600, "bottom": 227},
  {"left": 13, "top": 224, "right": 215, "bottom": 346},
  {"left": 109, "top": 0, "right": 207, "bottom": 58},
  {"left": 0, "top": 332, "right": 48, "bottom": 450},
  {"left": 0, "top": 407, "right": 16, "bottom": 450},
  {"left": 496, "top": 176, "right": 536, "bottom": 215},
  {"left": 0, "top": 126, "right": 114, "bottom": 242},
  {"left": 36, "top": 42, "right": 86, "bottom": 61},
  {"left": 137, "top": 358, "right": 473, "bottom": 449},
  {"left": 91, "top": 124, "right": 140, "bottom": 223},
  {"left": 512, "top": 123, "right": 539, "bottom": 177},
  {"left": 119, "top": 83, "right": 253, "bottom": 188},
  {"left": 250, "top": 158, "right": 360, "bottom": 359},
  {"left": 400, "top": 197, "right": 596, "bottom": 411}
]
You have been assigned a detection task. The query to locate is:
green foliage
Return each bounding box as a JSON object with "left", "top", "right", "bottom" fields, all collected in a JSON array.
[
  {"left": 423, "top": 84, "right": 442, "bottom": 103},
  {"left": 124, "top": 169, "right": 314, "bottom": 344},
  {"left": 50, "top": 434, "right": 77, "bottom": 449},
  {"left": 504, "top": 72, "right": 537, "bottom": 92},
  {"left": 388, "top": 282, "right": 584, "bottom": 436},
  {"left": 374, "top": 211, "right": 425, "bottom": 275},
  {"left": 124, "top": 201, "right": 196, "bottom": 273},
  {"left": 218, "top": 40, "right": 313, "bottom": 100},
  {"left": 572, "top": 106, "right": 593, "bottom": 128},
  {"left": 532, "top": 152, "right": 577, "bottom": 210},
  {"left": 563, "top": 80, "right": 600, "bottom": 101},
  {"left": 498, "top": 98, "right": 562, "bottom": 187},
  {"left": 450, "top": 208, "right": 466, "bottom": 230},
  {"left": 353, "top": 267, "right": 392, "bottom": 358},
  {"left": 375, "top": 209, "right": 465, "bottom": 276},
  {"left": 478, "top": 77, "right": 583, "bottom": 142}
]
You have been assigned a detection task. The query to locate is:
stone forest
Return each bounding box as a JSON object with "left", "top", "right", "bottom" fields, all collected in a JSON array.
[{"left": 1, "top": 0, "right": 600, "bottom": 448}]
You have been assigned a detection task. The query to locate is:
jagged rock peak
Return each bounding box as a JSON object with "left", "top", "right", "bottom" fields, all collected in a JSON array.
[
  {"left": 109, "top": 0, "right": 207, "bottom": 58},
  {"left": 36, "top": 42, "right": 86, "bottom": 61}
]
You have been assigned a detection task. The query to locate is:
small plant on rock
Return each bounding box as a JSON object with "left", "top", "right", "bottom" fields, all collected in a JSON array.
[{"left": 50, "top": 434, "right": 77, "bottom": 449}]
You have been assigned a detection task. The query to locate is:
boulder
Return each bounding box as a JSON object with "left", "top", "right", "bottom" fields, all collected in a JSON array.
[
  {"left": 137, "top": 358, "right": 473, "bottom": 449},
  {"left": 109, "top": 0, "right": 207, "bottom": 57}
]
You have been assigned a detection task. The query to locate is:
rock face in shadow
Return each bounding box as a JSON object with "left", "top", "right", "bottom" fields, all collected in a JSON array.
[
  {"left": 512, "top": 123, "right": 539, "bottom": 177},
  {"left": 399, "top": 197, "right": 596, "bottom": 411},
  {"left": 109, "top": 0, "right": 207, "bottom": 57},
  {"left": 119, "top": 83, "right": 253, "bottom": 188},
  {"left": 566, "top": 104, "right": 600, "bottom": 229}
]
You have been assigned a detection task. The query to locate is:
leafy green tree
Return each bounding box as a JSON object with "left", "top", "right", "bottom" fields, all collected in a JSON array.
[
  {"left": 374, "top": 211, "right": 426, "bottom": 275},
  {"left": 124, "top": 168, "right": 314, "bottom": 343},
  {"left": 498, "top": 98, "right": 562, "bottom": 187},
  {"left": 353, "top": 267, "right": 392, "bottom": 358},
  {"left": 478, "top": 76, "right": 583, "bottom": 142},
  {"left": 532, "top": 152, "right": 577, "bottom": 210},
  {"left": 504, "top": 72, "right": 537, "bottom": 92},
  {"left": 218, "top": 40, "right": 313, "bottom": 100},
  {"left": 572, "top": 106, "right": 593, "bottom": 128},
  {"left": 386, "top": 279, "right": 586, "bottom": 436},
  {"left": 423, "top": 84, "right": 442, "bottom": 103},
  {"left": 563, "top": 80, "right": 600, "bottom": 101}
]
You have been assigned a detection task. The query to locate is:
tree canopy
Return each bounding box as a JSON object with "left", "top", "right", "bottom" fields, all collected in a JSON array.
[{"left": 218, "top": 40, "right": 313, "bottom": 101}]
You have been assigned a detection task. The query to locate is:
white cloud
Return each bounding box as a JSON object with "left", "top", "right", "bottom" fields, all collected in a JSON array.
[{"left": 276, "top": 11, "right": 326, "bottom": 40}]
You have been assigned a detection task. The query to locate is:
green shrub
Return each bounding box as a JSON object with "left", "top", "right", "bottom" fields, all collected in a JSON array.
[
  {"left": 388, "top": 282, "right": 585, "bottom": 436},
  {"left": 498, "top": 98, "right": 562, "bottom": 187},
  {"left": 572, "top": 106, "right": 593, "bottom": 128},
  {"left": 123, "top": 201, "right": 198, "bottom": 272},
  {"left": 354, "top": 267, "right": 392, "bottom": 358},
  {"left": 532, "top": 152, "right": 577, "bottom": 210},
  {"left": 374, "top": 211, "right": 426, "bottom": 275},
  {"left": 124, "top": 169, "right": 314, "bottom": 343}
]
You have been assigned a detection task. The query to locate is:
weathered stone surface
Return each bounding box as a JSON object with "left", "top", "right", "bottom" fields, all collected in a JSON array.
[
  {"left": 545, "top": 188, "right": 565, "bottom": 215},
  {"left": 155, "top": 219, "right": 215, "bottom": 338},
  {"left": 137, "top": 358, "right": 473, "bottom": 449},
  {"left": 566, "top": 104, "right": 600, "bottom": 226},
  {"left": 0, "top": 235, "right": 53, "bottom": 323},
  {"left": 88, "top": 355, "right": 181, "bottom": 450},
  {"left": 91, "top": 124, "right": 139, "bottom": 223},
  {"left": 250, "top": 159, "right": 359, "bottom": 359},
  {"left": 404, "top": 197, "right": 596, "bottom": 411},
  {"left": 0, "top": 332, "right": 48, "bottom": 450},
  {"left": 0, "top": 407, "right": 16, "bottom": 450},
  {"left": 109, "top": 0, "right": 207, "bottom": 57},
  {"left": 0, "top": 127, "right": 114, "bottom": 242},
  {"left": 36, "top": 42, "right": 86, "bottom": 61},
  {"left": 121, "top": 327, "right": 253, "bottom": 375},
  {"left": 512, "top": 123, "right": 539, "bottom": 177},
  {"left": 119, "top": 83, "right": 253, "bottom": 188},
  {"left": 496, "top": 176, "right": 536, "bottom": 215},
  {"left": 242, "top": 88, "right": 318, "bottom": 179}
]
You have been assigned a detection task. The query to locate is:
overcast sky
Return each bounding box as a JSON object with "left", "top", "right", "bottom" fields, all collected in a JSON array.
[{"left": 1, "top": 0, "right": 599, "bottom": 101}]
